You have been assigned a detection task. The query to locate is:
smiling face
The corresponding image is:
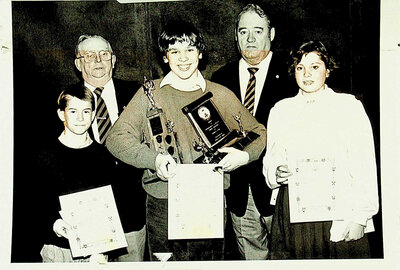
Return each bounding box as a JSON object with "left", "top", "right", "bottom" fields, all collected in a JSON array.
[
  {"left": 295, "top": 51, "right": 330, "bottom": 94},
  {"left": 58, "top": 96, "right": 94, "bottom": 136},
  {"left": 74, "top": 37, "right": 116, "bottom": 88},
  {"left": 236, "top": 11, "right": 275, "bottom": 66},
  {"left": 164, "top": 40, "right": 202, "bottom": 80}
]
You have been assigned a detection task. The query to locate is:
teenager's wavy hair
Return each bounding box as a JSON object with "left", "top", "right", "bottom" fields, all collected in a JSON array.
[
  {"left": 289, "top": 40, "right": 338, "bottom": 76},
  {"left": 158, "top": 20, "right": 205, "bottom": 54},
  {"left": 57, "top": 84, "right": 95, "bottom": 111}
]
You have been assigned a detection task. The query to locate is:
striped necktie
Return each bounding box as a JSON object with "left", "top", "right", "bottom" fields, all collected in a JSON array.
[
  {"left": 94, "top": 87, "right": 112, "bottom": 144},
  {"left": 244, "top": 67, "right": 258, "bottom": 115}
]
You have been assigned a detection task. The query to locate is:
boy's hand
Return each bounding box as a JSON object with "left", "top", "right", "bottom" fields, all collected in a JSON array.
[
  {"left": 217, "top": 147, "right": 249, "bottom": 172},
  {"left": 53, "top": 219, "right": 71, "bottom": 239},
  {"left": 342, "top": 221, "right": 365, "bottom": 241},
  {"left": 155, "top": 153, "right": 177, "bottom": 181}
]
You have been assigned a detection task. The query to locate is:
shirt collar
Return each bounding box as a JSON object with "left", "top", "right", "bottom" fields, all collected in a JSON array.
[
  {"left": 84, "top": 78, "right": 114, "bottom": 92},
  {"left": 160, "top": 70, "right": 206, "bottom": 92},
  {"left": 297, "top": 84, "right": 333, "bottom": 103}
]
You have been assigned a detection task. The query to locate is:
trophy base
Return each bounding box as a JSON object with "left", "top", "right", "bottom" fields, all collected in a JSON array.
[
  {"left": 230, "top": 130, "right": 260, "bottom": 150},
  {"left": 193, "top": 131, "right": 260, "bottom": 164},
  {"left": 193, "top": 151, "right": 227, "bottom": 164}
]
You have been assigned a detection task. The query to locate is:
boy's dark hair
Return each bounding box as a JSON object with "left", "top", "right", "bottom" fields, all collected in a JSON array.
[
  {"left": 57, "top": 84, "right": 95, "bottom": 111},
  {"left": 158, "top": 20, "right": 205, "bottom": 54},
  {"left": 289, "top": 40, "right": 338, "bottom": 76}
]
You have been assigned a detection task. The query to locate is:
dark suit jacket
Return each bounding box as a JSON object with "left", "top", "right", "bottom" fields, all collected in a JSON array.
[
  {"left": 211, "top": 52, "right": 297, "bottom": 217},
  {"left": 110, "top": 79, "right": 147, "bottom": 233},
  {"left": 81, "top": 78, "right": 146, "bottom": 233}
]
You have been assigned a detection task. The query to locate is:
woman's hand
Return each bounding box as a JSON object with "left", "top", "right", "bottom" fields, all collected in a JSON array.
[
  {"left": 275, "top": 165, "right": 292, "bottom": 184},
  {"left": 342, "top": 221, "right": 365, "bottom": 241}
]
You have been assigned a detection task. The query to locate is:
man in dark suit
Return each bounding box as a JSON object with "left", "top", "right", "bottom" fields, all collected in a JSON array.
[
  {"left": 74, "top": 34, "right": 146, "bottom": 261},
  {"left": 212, "top": 4, "right": 295, "bottom": 260}
]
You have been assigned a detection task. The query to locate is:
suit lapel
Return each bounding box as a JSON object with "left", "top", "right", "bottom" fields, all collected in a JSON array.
[
  {"left": 255, "top": 55, "right": 275, "bottom": 120},
  {"left": 232, "top": 61, "right": 241, "bottom": 101},
  {"left": 113, "top": 79, "right": 124, "bottom": 115},
  {"left": 256, "top": 55, "right": 280, "bottom": 119}
]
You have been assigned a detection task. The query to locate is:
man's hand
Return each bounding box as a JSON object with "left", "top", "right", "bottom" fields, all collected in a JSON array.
[
  {"left": 53, "top": 219, "right": 71, "bottom": 239},
  {"left": 217, "top": 147, "right": 249, "bottom": 172},
  {"left": 342, "top": 221, "right": 365, "bottom": 242},
  {"left": 275, "top": 165, "right": 292, "bottom": 185},
  {"left": 155, "top": 153, "right": 177, "bottom": 181}
]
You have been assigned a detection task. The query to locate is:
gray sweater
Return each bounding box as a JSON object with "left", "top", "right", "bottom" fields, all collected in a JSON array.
[{"left": 106, "top": 79, "right": 266, "bottom": 198}]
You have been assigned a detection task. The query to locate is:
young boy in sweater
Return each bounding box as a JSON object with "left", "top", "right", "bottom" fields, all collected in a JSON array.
[
  {"left": 37, "top": 84, "right": 114, "bottom": 263},
  {"left": 106, "top": 20, "right": 267, "bottom": 260}
]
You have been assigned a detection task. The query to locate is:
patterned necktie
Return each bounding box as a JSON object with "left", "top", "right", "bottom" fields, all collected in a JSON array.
[
  {"left": 94, "top": 87, "right": 112, "bottom": 144},
  {"left": 244, "top": 67, "right": 258, "bottom": 115}
]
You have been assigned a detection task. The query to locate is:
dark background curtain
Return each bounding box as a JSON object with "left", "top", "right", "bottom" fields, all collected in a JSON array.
[{"left": 11, "top": 0, "right": 382, "bottom": 262}]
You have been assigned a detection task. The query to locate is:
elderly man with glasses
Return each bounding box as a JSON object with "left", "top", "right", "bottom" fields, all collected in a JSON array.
[{"left": 74, "top": 34, "right": 147, "bottom": 261}]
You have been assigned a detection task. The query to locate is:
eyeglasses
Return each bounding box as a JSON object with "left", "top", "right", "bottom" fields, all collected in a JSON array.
[{"left": 77, "top": 50, "right": 112, "bottom": 63}]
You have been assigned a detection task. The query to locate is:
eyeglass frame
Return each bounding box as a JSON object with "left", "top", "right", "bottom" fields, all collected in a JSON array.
[{"left": 76, "top": 50, "right": 113, "bottom": 63}]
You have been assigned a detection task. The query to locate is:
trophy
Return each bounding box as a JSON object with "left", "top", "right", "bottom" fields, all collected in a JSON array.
[
  {"left": 231, "top": 113, "right": 260, "bottom": 150},
  {"left": 182, "top": 92, "right": 259, "bottom": 164},
  {"left": 192, "top": 137, "right": 215, "bottom": 164},
  {"left": 142, "top": 76, "right": 182, "bottom": 183}
]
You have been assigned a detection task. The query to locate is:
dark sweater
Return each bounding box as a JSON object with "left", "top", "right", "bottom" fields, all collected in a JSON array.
[{"left": 35, "top": 139, "right": 116, "bottom": 249}]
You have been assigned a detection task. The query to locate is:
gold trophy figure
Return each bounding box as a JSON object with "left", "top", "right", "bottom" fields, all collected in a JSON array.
[
  {"left": 233, "top": 113, "right": 247, "bottom": 138},
  {"left": 142, "top": 76, "right": 182, "bottom": 183}
]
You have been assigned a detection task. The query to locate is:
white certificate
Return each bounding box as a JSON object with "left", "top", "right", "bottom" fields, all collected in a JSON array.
[
  {"left": 59, "top": 185, "right": 127, "bottom": 258},
  {"left": 168, "top": 164, "right": 224, "bottom": 240},
  {"left": 288, "top": 158, "right": 340, "bottom": 223}
]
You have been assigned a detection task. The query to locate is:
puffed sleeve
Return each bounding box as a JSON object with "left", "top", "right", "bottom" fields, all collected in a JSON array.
[
  {"left": 262, "top": 103, "right": 287, "bottom": 189},
  {"left": 345, "top": 98, "right": 379, "bottom": 227}
]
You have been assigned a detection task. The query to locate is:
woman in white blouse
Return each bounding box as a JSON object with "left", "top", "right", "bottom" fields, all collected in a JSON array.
[{"left": 262, "top": 41, "right": 379, "bottom": 259}]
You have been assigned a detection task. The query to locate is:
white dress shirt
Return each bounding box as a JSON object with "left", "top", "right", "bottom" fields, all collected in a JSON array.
[
  {"left": 160, "top": 70, "right": 206, "bottom": 92},
  {"left": 239, "top": 51, "right": 273, "bottom": 116},
  {"left": 85, "top": 79, "right": 119, "bottom": 143}
]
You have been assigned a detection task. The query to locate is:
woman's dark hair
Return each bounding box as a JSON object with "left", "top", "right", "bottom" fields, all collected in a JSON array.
[
  {"left": 289, "top": 40, "right": 338, "bottom": 76},
  {"left": 57, "top": 84, "right": 95, "bottom": 111},
  {"left": 158, "top": 20, "right": 205, "bottom": 54}
]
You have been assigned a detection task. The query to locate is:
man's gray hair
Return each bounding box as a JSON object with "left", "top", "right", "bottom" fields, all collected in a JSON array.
[
  {"left": 236, "top": 3, "right": 271, "bottom": 31},
  {"left": 75, "top": 34, "right": 113, "bottom": 56}
]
